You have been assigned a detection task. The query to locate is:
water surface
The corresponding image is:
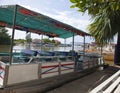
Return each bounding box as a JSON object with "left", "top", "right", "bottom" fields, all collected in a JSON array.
[{"left": 0, "top": 44, "right": 83, "bottom": 52}]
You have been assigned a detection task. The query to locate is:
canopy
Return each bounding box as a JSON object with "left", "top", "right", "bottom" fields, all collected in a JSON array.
[{"left": 0, "top": 5, "right": 90, "bottom": 39}]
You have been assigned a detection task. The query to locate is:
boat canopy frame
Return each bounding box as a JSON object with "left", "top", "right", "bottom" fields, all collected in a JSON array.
[
  {"left": 0, "top": 5, "right": 90, "bottom": 38},
  {"left": 0, "top": 5, "right": 90, "bottom": 64}
]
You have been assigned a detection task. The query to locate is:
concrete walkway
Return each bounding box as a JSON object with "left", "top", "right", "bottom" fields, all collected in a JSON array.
[{"left": 46, "top": 66, "right": 119, "bottom": 93}]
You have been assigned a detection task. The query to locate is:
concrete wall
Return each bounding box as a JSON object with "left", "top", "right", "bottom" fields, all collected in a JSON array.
[{"left": 7, "top": 64, "right": 38, "bottom": 85}]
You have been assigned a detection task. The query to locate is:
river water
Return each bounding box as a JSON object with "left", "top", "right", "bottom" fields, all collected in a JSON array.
[{"left": 0, "top": 44, "right": 83, "bottom": 52}]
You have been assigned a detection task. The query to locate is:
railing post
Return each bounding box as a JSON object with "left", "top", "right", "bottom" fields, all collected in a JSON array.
[
  {"left": 58, "top": 62, "right": 61, "bottom": 75},
  {"left": 3, "top": 65, "right": 9, "bottom": 88},
  {"left": 38, "top": 63, "right": 42, "bottom": 78}
]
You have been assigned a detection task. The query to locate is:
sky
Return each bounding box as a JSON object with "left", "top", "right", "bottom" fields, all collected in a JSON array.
[{"left": 1, "top": 0, "right": 94, "bottom": 44}]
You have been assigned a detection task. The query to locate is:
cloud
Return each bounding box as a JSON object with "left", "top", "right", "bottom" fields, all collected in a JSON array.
[
  {"left": 45, "top": 10, "right": 90, "bottom": 32},
  {"left": 1, "top": 0, "right": 20, "bottom": 5}
]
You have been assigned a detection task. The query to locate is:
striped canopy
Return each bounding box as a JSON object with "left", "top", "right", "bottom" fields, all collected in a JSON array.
[{"left": 0, "top": 5, "right": 90, "bottom": 39}]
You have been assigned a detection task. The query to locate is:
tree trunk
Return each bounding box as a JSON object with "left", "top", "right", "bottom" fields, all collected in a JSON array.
[{"left": 114, "top": 32, "right": 120, "bottom": 65}]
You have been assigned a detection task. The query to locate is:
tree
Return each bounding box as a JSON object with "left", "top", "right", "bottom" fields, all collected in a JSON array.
[
  {"left": 42, "top": 38, "right": 52, "bottom": 44},
  {"left": 26, "top": 32, "right": 32, "bottom": 43},
  {"left": 42, "top": 38, "right": 61, "bottom": 46},
  {"left": 0, "top": 27, "right": 11, "bottom": 45},
  {"left": 14, "top": 39, "right": 26, "bottom": 44},
  {"left": 70, "top": 0, "right": 120, "bottom": 65}
]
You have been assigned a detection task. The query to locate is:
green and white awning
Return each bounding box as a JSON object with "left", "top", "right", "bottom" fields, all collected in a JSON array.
[{"left": 0, "top": 5, "right": 90, "bottom": 39}]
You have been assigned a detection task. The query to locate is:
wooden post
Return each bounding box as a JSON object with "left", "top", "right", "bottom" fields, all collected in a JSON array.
[
  {"left": 38, "top": 63, "right": 42, "bottom": 78},
  {"left": 58, "top": 62, "right": 61, "bottom": 75}
]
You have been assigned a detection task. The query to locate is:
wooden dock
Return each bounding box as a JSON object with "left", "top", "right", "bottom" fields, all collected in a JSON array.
[
  {"left": 0, "top": 67, "right": 97, "bottom": 93},
  {"left": 0, "top": 66, "right": 119, "bottom": 93}
]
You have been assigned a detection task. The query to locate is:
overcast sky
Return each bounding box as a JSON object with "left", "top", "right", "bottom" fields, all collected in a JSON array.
[{"left": 1, "top": 0, "right": 94, "bottom": 43}]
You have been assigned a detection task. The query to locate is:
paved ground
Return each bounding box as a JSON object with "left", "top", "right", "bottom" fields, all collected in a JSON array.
[{"left": 46, "top": 66, "right": 119, "bottom": 93}]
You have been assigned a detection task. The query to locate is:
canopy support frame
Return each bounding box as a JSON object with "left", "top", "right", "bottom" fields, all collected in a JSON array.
[
  {"left": 9, "top": 5, "right": 17, "bottom": 65},
  {"left": 83, "top": 36, "right": 86, "bottom": 56},
  {"left": 72, "top": 33, "right": 75, "bottom": 60},
  {"left": 64, "top": 39, "right": 66, "bottom": 51}
]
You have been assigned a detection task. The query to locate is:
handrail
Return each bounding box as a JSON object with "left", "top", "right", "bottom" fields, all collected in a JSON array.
[{"left": 90, "top": 70, "right": 120, "bottom": 93}]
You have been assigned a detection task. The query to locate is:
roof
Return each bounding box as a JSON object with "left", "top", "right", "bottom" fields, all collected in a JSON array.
[{"left": 0, "top": 5, "right": 90, "bottom": 39}]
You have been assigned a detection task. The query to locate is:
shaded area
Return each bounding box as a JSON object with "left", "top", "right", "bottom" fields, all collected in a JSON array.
[{"left": 46, "top": 66, "right": 119, "bottom": 93}]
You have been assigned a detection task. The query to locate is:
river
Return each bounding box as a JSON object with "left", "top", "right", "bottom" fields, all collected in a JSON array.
[{"left": 0, "top": 44, "right": 83, "bottom": 52}]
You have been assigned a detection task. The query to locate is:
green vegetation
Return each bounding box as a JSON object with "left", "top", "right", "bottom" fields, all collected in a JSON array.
[
  {"left": 70, "top": 0, "right": 120, "bottom": 44},
  {"left": 42, "top": 38, "right": 61, "bottom": 46},
  {"left": 0, "top": 27, "right": 11, "bottom": 45},
  {"left": 42, "top": 38, "right": 52, "bottom": 43},
  {"left": 70, "top": 0, "right": 120, "bottom": 65},
  {"left": 26, "top": 33, "right": 32, "bottom": 44},
  {"left": 14, "top": 39, "right": 26, "bottom": 44},
  {"left": 26, "top": 38, "right": 32, "bottom": 43}
]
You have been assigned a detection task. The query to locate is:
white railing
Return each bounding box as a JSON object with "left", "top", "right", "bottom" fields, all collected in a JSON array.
[
  {"left": 0, "top": 61, "right": 6, "bottom": 88},
  {"left": 90, "top": 70, "right": 120, "bottom": 93},
  {"left": 0, "top": 61, "right": 75, "bottom": 87}
]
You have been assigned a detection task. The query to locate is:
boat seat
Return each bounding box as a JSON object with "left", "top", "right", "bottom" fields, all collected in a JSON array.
[
  {"left": 37, "top": 51, "right": 55, "bottom": 56},
  {"left": 21, "top": 49, "right": 38, "bottom": 56},
  {"left": 13, "top": 49, "right": 38, "bottom": 63}
]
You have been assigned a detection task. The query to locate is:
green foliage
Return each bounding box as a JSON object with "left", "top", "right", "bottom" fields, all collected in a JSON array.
[
  {"left": 42, "top": 38, "right": 61, "bottom": 46},
  {"left": 14, "top": 39, "right": 25, "bottom": 44},
  {"left": 26, "top": 38, "right": 32, "bottom": 43},
  {"left": 0, "top": 27, "right": 11, "bottom": 45},
  {"left": 70, "top": 0, "right": 120, "bottom": 15},
  {"left": 70, "top": 0, "right": 120, "bottom": 45},
  {"left": 25, "top": 33, "right": 32, "bottom": 43},
  {"left": 42, "top": 38, "right": 52, "bottom": 43}
]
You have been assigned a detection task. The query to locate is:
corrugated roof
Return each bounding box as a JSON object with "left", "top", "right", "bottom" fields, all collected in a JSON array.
[{"left": 0, "top": 5, "right": 90, "bottom": 38}]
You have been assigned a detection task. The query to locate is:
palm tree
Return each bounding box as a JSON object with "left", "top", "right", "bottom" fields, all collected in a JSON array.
[{"left": 70, "top": 0, "right": 120, "bottom": 66}]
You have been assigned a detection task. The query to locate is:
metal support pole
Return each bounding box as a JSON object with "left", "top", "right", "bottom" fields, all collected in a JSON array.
[
  {"left": 101, "top": 44, "right": 103, "bottom": 56},
  {"left": 100, "top": 43, "right": 104, "bottom": 64},
  {"left": 72, "top": 33, "right": 75, "bottom": 60},
  {"left": 72, "top": 33, "right": 74, "bottom": 52},
  {"left": 64, "top": 39, "right": 66, "bottom": 51},
  {"left": 29, "top": 32, "right": 31, "bottom": 49},
  {"left": 9, "top": 5, "right": 17, "bottom": 65},
  {"left": 41, "top": 34, "right": 43, "bottom": 51},
  {"left": 26, "top": 31, "right": 31, "bottom": 49},
  {"left": 83, "top": 36, "right": 85, "bottom": 55}
]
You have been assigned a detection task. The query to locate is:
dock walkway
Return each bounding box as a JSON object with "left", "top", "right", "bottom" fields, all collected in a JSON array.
[
  {"left": 0, "top": 66, "right": 119, "bottom": 93},
  {"left": 46, "top": 66, "right": 119, "bottom": 93}
]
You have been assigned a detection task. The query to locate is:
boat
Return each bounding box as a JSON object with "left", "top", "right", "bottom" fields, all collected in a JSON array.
[{"left": 0, "top": 5, "right": 112, "bottom": 93}]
